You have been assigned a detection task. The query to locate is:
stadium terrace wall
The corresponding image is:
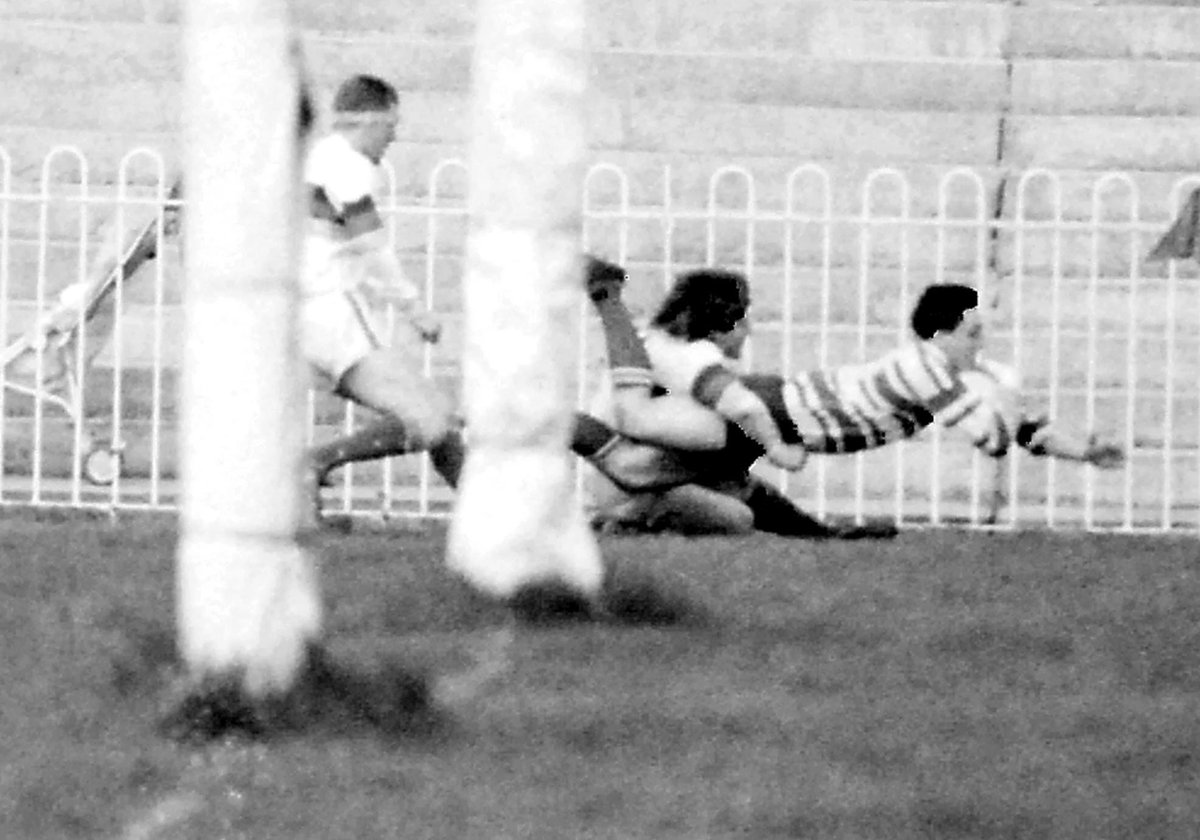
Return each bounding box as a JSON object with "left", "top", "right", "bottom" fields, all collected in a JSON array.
[{"left": 5, "top": 0, "right": 1200, "bottom": 190}]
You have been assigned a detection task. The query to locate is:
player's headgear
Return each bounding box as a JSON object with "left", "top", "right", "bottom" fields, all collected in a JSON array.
[
  {"left": 332, "top": 74, "right": 399, "bottom": 113},
  {"left": 651, "top": 268, "right": 750, "bottom": 340},
  {"left": 910, "top": 283, "right": 978, "bottom": 340}
]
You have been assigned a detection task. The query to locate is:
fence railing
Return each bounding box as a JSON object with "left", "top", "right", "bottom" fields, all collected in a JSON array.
[{"left": 2, "top": 145, "right": 1198, "bottom": 532}]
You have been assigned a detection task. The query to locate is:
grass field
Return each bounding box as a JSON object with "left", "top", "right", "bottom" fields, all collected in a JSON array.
[{"left": 1, "top": 510, "right": 1198, "bottom": 840}]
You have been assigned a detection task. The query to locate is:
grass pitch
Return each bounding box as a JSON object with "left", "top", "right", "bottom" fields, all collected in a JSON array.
[{"left": 1, "top": 510, "right": 1198, "bottom": 840}]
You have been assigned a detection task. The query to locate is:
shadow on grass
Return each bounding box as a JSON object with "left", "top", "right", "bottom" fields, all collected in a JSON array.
[
  {"left": 157, "top": 643, "right": 449, "bottom": 745},
  {"left": 97, "top": 611, "right": 449, "bottom": 746}
]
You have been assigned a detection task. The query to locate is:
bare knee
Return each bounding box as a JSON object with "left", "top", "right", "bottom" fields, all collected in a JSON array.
[{"left": 339, "top": 357, "right": 455, "bottom": 449}]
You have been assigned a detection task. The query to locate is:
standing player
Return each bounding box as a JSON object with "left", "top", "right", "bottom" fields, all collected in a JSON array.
[
  {"left": 299, "top": 75, "right": 464, "bottom": 515},
  {"left": 582, "top": 258, "right": 1124, "bottom": 534}
]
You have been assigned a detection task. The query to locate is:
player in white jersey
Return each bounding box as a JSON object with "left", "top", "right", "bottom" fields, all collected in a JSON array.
[
  {"left": 582, "top": 257, "right": 896, "bottom": 537},
  {"left": 299, "top": 75, "right": 464, "bottom": 513},
  {"left": 582, "top": 257, "right": 1123, "bottom": 535}
]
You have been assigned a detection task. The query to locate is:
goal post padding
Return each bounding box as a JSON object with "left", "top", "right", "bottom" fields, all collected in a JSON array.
[
  {"left": 447, "top": 0, "right": 604, "bottom": 599},
  {"left": 176, "top": 0, "right": 319, "bottom": 696}
]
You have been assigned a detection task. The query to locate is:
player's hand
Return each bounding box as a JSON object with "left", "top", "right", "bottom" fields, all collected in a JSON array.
[
  {"left": 765, "top": 442, "right": 808, "bottom": 472},
  {"left": 1084, "top": 435, "right": 1124, "bottom": 469},
  {"left": 410, "top": 311, "right": 442, "bottom": 344}
]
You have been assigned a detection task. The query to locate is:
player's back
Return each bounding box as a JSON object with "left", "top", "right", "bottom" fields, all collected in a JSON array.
[{"left": 783, "top": 341, "right": 970, "bottom": 453}]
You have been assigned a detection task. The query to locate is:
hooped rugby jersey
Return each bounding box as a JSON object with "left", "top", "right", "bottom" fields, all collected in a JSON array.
[{"left": 645, "top": 328, "right": 1044, "bottom": 457}]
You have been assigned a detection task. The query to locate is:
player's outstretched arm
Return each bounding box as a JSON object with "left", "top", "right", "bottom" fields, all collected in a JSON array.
[{"left": 1021, "top": 418, "right": 1124, "bottom": 468}]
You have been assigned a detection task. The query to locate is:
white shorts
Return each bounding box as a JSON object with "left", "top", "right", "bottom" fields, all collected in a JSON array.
[{"left": 300, "top": 289, "right": 384, "bottom": 386}]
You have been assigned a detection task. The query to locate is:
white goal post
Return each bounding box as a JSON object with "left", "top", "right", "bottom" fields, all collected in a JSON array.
[
  {"left": 447, "top": 0, "right": 604, "bottom": 599},
  {"left": 175, "top": 0, "right": 320, "bottom": 697}
]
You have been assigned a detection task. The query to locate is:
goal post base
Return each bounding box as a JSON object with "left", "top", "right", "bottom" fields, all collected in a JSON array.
[
  {"left": 158, "top": 642, "right": 443, "bottom": 744},
  {"left": 447, "top": 446, "right": 604, "bottom": 601}
]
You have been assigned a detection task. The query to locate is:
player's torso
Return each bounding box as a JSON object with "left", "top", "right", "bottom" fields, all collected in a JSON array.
[
  {"left": 300, "top": 133, "right": 385, "bottom": 297},
  {"left": 782, "top": 342, "right": 967, "bottom": 453},
  {"left": 952, "top": 358, "right": 1023, "bottom": 454}
]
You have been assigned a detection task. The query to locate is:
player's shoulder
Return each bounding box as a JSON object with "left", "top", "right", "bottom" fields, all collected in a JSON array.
[
  {"left": 872, "top": 339, "right": 935, "bottom": 379},
  {"left": 960, "top": 358, "right": 1020, "bottom": 402},
  {"left": 305, "top": 133, "right": 378, "bottom": 198},
  {"left": 960, "top": 358, "right": 1021, "bottom": 419},
  {"left": 644, "top": 328, "right": 729, "bottom": 390},
  {"left": 305, "top": 133, "right": 353, "bottom": 172},
  {"left": 973, "top": 357, "right": 1020, "bottom": 390}
]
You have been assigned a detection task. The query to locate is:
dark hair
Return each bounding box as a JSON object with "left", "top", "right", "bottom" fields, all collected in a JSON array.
[
  {"left": 910, "top": 283, "right": 978, "bottom": 340},
  {"left": 651, "top": 269, "right": 750, "bottom": 340},
  {"left": 332, "top": 74, "right": 398, "bottom": 113}
]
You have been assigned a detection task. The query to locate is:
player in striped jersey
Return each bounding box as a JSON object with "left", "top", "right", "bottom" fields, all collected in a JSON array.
[
  {"left": 582, "top": 257, "right": 1123, "bottom": 534},
  {"left": 299, "top": 75, "right": 464, "bottom": 516},
  {"left": 642, "top": 270, "right": 1121, "bottom": 465},
  {"left": 644, "top": 278, "right": 1004, "bottom": 458}
]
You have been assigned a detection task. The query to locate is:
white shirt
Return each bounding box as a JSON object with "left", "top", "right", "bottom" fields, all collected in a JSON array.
[{"left": 300, "top": 133, "right": 388, "bottom": 298}]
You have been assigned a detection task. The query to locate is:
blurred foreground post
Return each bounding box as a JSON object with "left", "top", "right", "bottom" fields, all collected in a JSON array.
[
  {"left": 175, "top": 0, "right": 318, "bottom": 703},
  {"left": 448, "top": 0, "right": 604, "bottom": 599}
]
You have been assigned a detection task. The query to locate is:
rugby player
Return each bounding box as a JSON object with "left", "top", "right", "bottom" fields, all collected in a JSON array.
[
  {"left": 298, "top": 75, "right": 465, "bottom": 515},
  {"left": 580, "top": 257, "right": 1123, "bottom": 535}
]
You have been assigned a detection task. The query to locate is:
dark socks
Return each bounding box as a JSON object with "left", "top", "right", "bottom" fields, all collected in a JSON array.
[
  {"left": 428, "top": 427, "right": 465, "bottom": 488},
  {"left": 743, "top": 477, "right": 838, "bottom": 537},
  {"left": 570, "top": 412, "right": 620, "bottom": 458},
  {"left": 592, "top": 295, "right": 654, "bottom": 388},
  {"left": 310, "top": 417, "right": 465, "bottom": 490},
  {"left": 584, "top": 258, "right": 655, "bottom": 389},
  {"left": 310, "top": 416, "right": 412, "bottom": 483}
]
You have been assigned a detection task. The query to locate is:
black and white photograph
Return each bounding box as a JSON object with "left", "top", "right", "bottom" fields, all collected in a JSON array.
[{"left": 0, "top": 0, "right": 1197, "bottom": 837}]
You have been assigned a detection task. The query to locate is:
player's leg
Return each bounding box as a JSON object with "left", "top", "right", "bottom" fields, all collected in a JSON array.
[
  {"left": 740, "top": 474, "right": 898, "bottom": 539},
  {"left": 637, "top": 484, "right": 755, "bottom": 535},
  {"left": 324, "top": 346, "right": 464, "bottom": 487},
  {"left": 739, "top": 475, "right": 839, "bottom": 537},
  {"left": 585, "top": 256, "right": 727, "bottom": 450},
  {"left": 569, "top": 412, "right": 712, "bottom": 494},
  {"left": 301, "top": 293, "right": 464, "bottom": 489}
]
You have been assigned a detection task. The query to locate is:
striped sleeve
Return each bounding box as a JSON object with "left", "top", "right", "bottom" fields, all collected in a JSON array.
[{"left": 944, "top": 361, "right": 1021, "bottom": 456}]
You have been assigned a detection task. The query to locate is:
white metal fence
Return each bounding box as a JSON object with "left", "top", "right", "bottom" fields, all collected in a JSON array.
[{"left": 2, "top": 145, "right": 1198, "bottom": 532}]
